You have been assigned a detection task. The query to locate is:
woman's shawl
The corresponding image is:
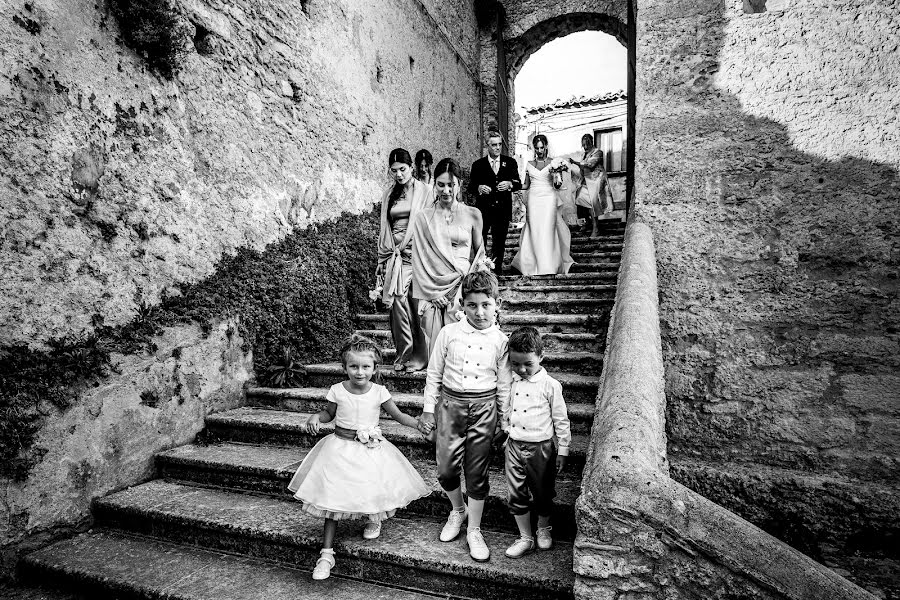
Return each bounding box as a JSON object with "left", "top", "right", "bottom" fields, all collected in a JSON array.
[
  {"left": 377, "top": 178, "right": 429, "bottom": 305},
  {"left": 410, "top": 205, "right": 485, "bottom": 302},
  {"left": 581, "top": 147, "right": 605, "bottom": 180}
]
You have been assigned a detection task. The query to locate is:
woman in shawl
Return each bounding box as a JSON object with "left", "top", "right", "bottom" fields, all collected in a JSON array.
[
  {"left": 411, "top": 157, "right": 487, "bottom": 356},
  {"left": 569, "top": 133, "right": 614, "bottom": 238},
  {"left": 376, "top": 148, "right": 430, "bottom": 372}
]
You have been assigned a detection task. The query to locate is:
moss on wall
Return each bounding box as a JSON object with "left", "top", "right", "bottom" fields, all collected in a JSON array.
[{"left": 0, "top": 207, "right": 379, "bottom": 480}]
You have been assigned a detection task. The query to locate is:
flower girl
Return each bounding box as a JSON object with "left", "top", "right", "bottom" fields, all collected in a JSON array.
[{"left": 288, "top": 334, "right": 431, "bottom": 580}]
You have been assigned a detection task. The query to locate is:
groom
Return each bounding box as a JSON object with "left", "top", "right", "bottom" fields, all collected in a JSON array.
[{"left": 468, "top": 131, "right": 522, "bottom": 276}]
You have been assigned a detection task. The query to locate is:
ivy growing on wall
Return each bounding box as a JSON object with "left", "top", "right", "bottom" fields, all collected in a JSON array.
[
  {"left": 110, "top": 0, "right": 194, "bottom": 78},
  {"left": 0, "top": 208, "right": 380, "bottom": 480}
]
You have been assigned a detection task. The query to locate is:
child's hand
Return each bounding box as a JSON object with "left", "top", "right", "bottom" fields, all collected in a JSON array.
[
  {"left": 306, "top": 414, "right": 321, "bottom": 435},
  {"left": 556, "top": 455, "right": 567, "bottom": 474},
  {"left": 492, "top": 428, "right": 508, "bottom": 449},
  {"left": 417, "top": 412, "right": 435, "bottom": 434}
]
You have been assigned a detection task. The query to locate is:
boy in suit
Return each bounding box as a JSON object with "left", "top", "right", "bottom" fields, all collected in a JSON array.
[{"left": 468, "top": 131, "right": 522, "bottom": 276}]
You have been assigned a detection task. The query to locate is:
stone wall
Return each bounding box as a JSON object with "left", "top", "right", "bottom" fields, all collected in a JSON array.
[
  {"left": 1, "top": 0, "right": 480, "bottom": 349},
  {"left": 574, "top": 222, "right": 872, "bottom": 600},
  {"left": 634, "top": 0, "right": 899, "bottom": 589},
  {"left": 0, "top": 319, "right": 253, "bottom": 573},
  {"left": 0, "top": 0, "right": 481, "bottom": 575}
]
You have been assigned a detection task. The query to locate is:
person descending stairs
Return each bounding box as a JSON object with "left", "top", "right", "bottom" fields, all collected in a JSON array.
[{"left": 20, "top": 219, "right": 627, "bottom": 600}]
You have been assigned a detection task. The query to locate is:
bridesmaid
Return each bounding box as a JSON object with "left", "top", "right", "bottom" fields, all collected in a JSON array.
[
  {"left": 411, "top": 158, "right": 486, "bottom": 356},
  {"left": 376, "top": 148, "right": 430, "bottom": 372},
  {"left": 414, "top": 149, "right": 433, "bottom": 186}
]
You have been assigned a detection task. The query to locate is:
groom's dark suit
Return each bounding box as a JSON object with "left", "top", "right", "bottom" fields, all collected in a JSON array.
[{"left": 468, "top": 154, "right": 522, "bottom": 275}]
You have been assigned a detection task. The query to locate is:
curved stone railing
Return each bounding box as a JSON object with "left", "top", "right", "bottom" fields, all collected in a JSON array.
[{"left": 574, "top": 221, "right": 874, "bottom": 600}]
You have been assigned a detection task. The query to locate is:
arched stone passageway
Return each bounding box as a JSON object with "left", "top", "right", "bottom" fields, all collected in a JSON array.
[
  {"left": 504, "top": 12, "right": 627, "bottom": 79},
  {"left": 478, "top": 0, "right": 635, "bottom": 203}
]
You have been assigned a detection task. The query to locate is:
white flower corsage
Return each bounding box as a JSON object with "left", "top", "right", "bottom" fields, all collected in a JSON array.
[
  {"left": 476, "top": 257, "right": 495, "bottom": 273},
  {"left": 454, "top": 310, "right": 465, "bottom": 322},
  {"left": 368, "top": 274, "right": 384, "bottom": 304},
  {"left": 356, "top": 426, "right": 384, "bottom": 448}
]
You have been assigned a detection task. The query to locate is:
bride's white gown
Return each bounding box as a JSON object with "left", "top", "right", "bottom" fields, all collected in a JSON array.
[{"left": 511, "top": 162, "right": 574, "bottom": 275}]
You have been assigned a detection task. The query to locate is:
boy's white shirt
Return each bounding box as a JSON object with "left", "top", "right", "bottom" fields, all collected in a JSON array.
[
  {"left": 422, "top": 318, "right": 511, "bottom": 413},
  {"left": 503, "top": 367, "right": 571, "bottom": 456}
]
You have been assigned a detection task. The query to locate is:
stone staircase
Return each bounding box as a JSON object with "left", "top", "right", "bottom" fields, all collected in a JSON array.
[{"left": 19, "top": 219, "right": 626, "bottom": 599}]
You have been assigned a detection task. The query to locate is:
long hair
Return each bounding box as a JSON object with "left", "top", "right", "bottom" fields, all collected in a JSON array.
[
  {"left": 432, "top": 157, "right": 463, "bottom": 203},
  {"left": 415, "top": 149, "right": 433, "bottom": 171},
  {"left": 387, "top": 148, "right": 414, "bottom": 209}
]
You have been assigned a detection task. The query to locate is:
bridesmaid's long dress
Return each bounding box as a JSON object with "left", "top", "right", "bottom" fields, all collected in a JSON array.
[{"left": 388, "top": 195, "right": 428, "bottom": 370}]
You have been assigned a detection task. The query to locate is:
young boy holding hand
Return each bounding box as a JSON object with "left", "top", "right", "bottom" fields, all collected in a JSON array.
[{"left": 418, "top": 270, "right": 511, "bottom": 562}]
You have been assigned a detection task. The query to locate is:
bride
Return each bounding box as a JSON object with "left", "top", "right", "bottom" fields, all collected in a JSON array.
[{"left": 511, "top": 134, "right": 574, "bottom": 276}]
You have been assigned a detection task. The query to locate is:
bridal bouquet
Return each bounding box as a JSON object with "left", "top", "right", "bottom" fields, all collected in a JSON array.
[
  {"left": 549, "top": 157, "right": 570, "bottom": 174},
  {"left": 549, "top": 157, "right": 568, "bottom": 189}
]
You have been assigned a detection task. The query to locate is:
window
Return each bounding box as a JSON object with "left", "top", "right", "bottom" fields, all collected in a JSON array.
[{"left": 594, "top": 128, "right": 624, "bottom": 173}]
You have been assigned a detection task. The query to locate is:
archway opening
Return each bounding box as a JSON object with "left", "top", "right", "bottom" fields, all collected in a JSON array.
[{"left": 509, "top": 28, "right": 630, "bottom": 217}]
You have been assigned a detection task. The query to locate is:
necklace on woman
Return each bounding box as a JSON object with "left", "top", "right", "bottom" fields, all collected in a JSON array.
[{"left": 441, "top": 200, "right": 456, "bottom": 225}]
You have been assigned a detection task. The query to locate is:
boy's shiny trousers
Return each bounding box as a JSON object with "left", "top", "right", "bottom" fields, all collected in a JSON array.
[
  {"left": 435, "top": 387, "right": 497, "bottom": 500},
  {"left": 505, "top": 438, "right": 557, "bottom": 516}
]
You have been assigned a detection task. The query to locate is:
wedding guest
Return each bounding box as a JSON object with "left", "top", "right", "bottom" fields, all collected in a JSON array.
[
  {"left": 376, "top": 148, "right": 429, "bottom": 372},
  {"left": 569, "top": 134, "right": 614, "bottom": 238},
  {"left": 411, "top": 157, "right": 487, "bottom": 356},
  {"left": 468, "top": 131, "right": 522, "bottom": 276},
  {"left": 415, "top": 149, "right": 433, "bottom": 185},
  {"left": 510, "top": 135, "right": 573, "bottom": 275}
]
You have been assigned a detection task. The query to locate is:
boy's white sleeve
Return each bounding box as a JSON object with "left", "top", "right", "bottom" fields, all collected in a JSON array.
[
  {"left": 550, "top": 379, "right": 571, "bottom": 456},
  {"left": 496, "top": 338, "right": 512, "bottom": 431},
  {"left": 423, "top": 327, "right": 449, "bottom": 413}
]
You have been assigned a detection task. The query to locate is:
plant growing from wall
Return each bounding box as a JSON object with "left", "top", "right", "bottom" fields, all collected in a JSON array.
[
  {"left": 110, "top": 0, "right": 193, "bottom": 78},
  {"left": 0, "top": 208, "right": 380, "bottom": 480}
]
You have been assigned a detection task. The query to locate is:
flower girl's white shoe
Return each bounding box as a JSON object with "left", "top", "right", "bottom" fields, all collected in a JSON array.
[
  {"left": 363, "top": 519, "right": 382, "bottom": 540},
  {"left": 312, "top": 548, "right": 335, "bottom": 580}
]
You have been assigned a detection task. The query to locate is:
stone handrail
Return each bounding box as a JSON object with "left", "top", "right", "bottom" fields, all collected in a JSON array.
[{"left": 574, "top": 221, "right": 875, "bottom": 599}]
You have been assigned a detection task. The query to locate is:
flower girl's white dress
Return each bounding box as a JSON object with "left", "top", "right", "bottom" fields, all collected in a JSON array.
[{"left": 288, "top": 382, "right": 429, "bottom": 520}]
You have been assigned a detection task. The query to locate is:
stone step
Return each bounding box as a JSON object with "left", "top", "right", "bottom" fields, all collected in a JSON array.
[
  {"left": 506, "top": 220, "right": 624, "bottom": 234},
  {"left": 506, "top": 220, "right": 626, "bottom": 241},
  {"left": 499, "top": 284, "right": 617, "bottom": 301},
  {"left": 297, "top": 363, "right": 601, "bottom": 403},
  {"left": 246, "top": 387, "right": 597, "bottom": 433},
  {"left": 356, "top": 329, "right": 605, "bottom": 354},
  {"left": 90, "top": 480, "right": 575, "bottom": 600},
  {"left": 555, "top": 262, "right": 619, "bottom": 274},
  {"left": 377, "top": 348, "right": 602, "bottom": 375},
  {"left": 498, "top": 272, "right": 617, "bottom": 285},
  {"left": 20, "top": 529, "right": 444, "bottom": 600},
  {"left": 489, "top": 237, "right": 624, "bottom": 251},
  {"left": 203, "top": 408, "right": 590, "bottom": 473},
  {"left": 356, "top": 313, "right": 609, "bottom": 336},
  {"left": 156, "top": 442, "right": 582, "bottom": 540},
  {"left": 501, "top": 298, "right": 613, "bottom": 315}
]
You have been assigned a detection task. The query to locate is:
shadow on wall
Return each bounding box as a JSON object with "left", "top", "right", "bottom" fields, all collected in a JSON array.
[{"left": 636, "top": 0, "right": 899, "bottom": 595}]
